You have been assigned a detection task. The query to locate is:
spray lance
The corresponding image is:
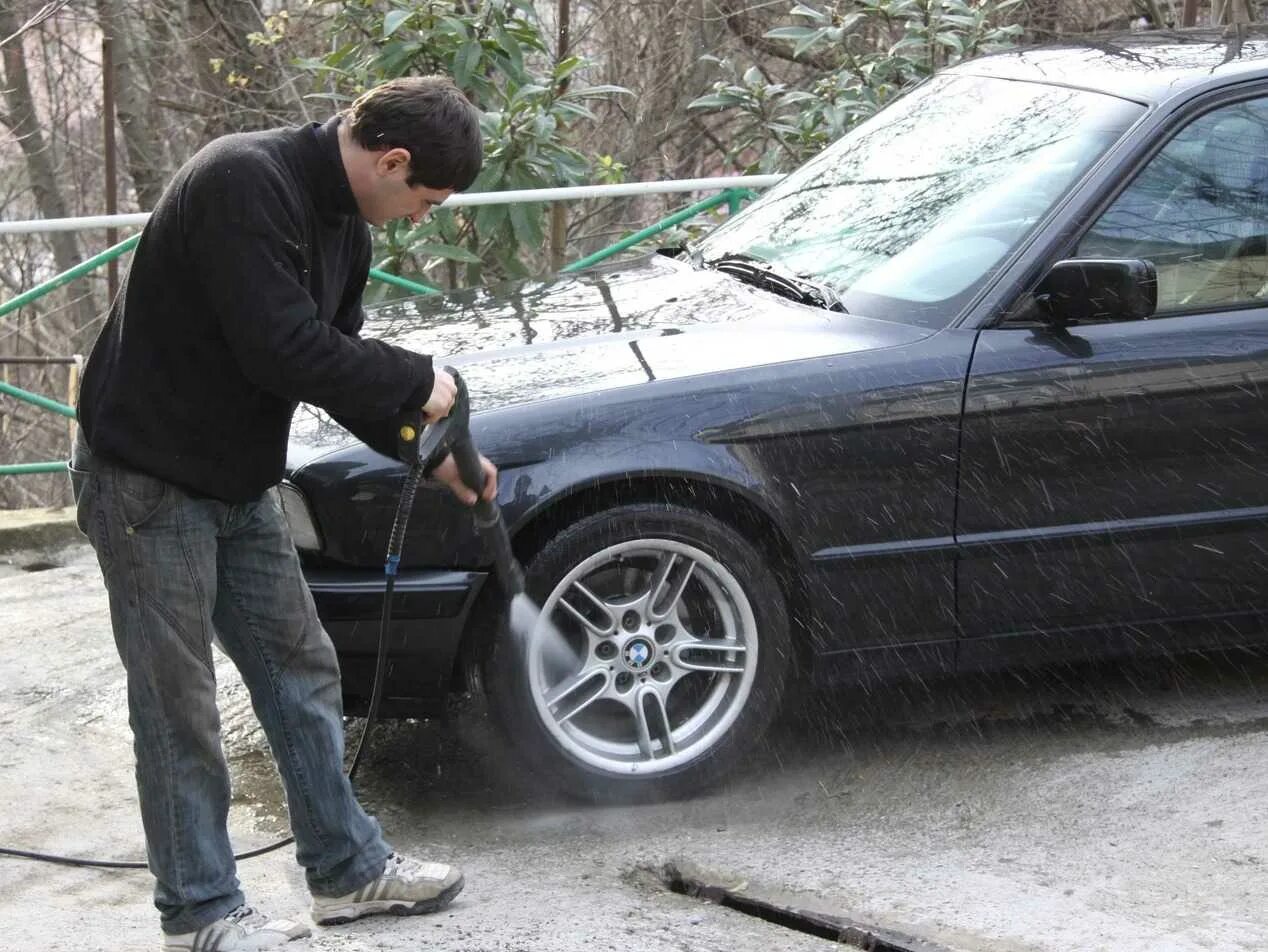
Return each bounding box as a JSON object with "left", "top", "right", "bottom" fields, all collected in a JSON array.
[
  {"left": 348, "top": 365, "right": 534, "bottom": 774},
  {"left": 402, "top": 367, "right": 525, "bottom": 594}
]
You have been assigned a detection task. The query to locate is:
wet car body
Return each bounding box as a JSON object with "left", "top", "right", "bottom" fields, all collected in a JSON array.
[{"left": 284, "top": 30, "right": 1268, "bottom": 794}]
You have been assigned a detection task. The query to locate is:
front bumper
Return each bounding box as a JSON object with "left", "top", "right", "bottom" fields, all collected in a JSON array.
[{"left": 305, "top": 567, "right": 489, "bottom": 716}]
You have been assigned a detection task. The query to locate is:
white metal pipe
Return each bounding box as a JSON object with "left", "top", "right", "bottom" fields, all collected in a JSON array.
[
  {"left": 0, "top": 213, "right": 151, "bottom": 235},
  {"left": 443, "top": 175, "right": 782, "bottom": 206},
  {"left": 0, "top": 176, "right": 783, "bottom": 236}
]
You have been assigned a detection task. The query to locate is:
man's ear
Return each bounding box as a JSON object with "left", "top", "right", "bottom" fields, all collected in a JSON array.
[{"left": 375, "top": 147, "right": 412, "bottom": 178}]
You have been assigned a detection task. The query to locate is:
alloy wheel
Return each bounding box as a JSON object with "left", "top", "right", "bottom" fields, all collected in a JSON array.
[{"left": 526, "top": 538, "right": 759, "bottom": 776}]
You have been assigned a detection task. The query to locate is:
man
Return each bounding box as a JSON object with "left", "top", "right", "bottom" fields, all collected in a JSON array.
[{"left": 70, "top": 75, "right": 497, "bottom": 950}]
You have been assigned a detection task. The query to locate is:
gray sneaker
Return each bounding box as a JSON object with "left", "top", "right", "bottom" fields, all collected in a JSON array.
[
  {"left": 162, "top": 904, "right": 310, "bottom": 950},
  {"left": 311, "top": 853, "right": 465, "bottom": 925}
]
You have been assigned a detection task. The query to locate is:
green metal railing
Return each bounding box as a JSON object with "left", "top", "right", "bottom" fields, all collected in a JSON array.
[
  {"left": 0, "top": 187, "right": 752, "bottom": 476},
  {"left": 562, "top": 189, "right": 751, "bottom": 273}
]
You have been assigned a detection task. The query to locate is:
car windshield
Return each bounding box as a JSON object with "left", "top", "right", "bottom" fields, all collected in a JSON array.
[{"left": 693, "top": 75, "right": 1145, "bottom": 327}]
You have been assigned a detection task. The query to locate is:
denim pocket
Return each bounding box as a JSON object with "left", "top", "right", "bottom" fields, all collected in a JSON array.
[
  {"left": 114, "top": 467, "right": 170, "bottom": 530},
  {"left": 67, "top": 463, "right": 97, "bottom": 536}
]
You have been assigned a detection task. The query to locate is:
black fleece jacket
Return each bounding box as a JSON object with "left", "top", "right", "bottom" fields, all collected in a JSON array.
[{"left": 78, "top": 116, "right": 433, "bottom": 502}]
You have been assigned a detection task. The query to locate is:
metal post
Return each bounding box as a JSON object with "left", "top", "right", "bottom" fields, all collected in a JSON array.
[
  {"left": 549, "top": 0, "right": 573, "bottom": 273},
  {"left": 67, "top": 359, "right": 79, "bottom": 441},
  {"left": 103, "top": 21, "right": 119, "bottom": 302}
]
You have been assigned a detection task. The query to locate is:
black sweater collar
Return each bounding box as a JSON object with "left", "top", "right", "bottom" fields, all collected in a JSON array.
[{"left": 305, "top": 116, "right": 361, "bottom": 222}]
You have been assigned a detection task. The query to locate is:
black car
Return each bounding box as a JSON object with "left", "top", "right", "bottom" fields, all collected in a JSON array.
[{"left": 283, "top": 29, "right": 1268, "bottom": 798}]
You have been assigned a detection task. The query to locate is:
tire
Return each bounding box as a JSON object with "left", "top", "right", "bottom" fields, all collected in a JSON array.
[{"left": 484, "top": 503, "right": 791, "bottom": 801}]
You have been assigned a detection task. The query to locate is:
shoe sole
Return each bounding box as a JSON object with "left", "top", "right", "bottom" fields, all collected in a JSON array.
[{"left": 313, "top": 875, "right": 465, "bottom": 926}]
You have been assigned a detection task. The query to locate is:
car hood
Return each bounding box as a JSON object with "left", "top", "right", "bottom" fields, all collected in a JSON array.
[{"left": 288, "top": 253, "right": 932, "bottom": 461}]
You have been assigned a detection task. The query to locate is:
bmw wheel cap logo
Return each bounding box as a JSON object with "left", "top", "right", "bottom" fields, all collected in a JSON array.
[{"left": 623, "top": 638, "right": 653, "bottom": 671}]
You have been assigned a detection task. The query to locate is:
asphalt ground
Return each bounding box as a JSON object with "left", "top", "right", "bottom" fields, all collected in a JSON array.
[{"left": 1, "top": 540, "right": 1266, "bottom": 951}]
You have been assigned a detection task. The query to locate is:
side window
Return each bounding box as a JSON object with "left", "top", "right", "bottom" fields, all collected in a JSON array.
[{"left": 1078, "top": 97, "right": 1268, "bottom": 316}]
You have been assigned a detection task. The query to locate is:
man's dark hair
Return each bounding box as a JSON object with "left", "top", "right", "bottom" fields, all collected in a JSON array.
[{"left": 344, "top": 76, "right": 483, "bottom": 191}]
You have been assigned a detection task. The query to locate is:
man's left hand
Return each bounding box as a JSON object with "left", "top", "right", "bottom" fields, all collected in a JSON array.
[{"left": 431, "top": 452, "right": 498, "bottom": 506}]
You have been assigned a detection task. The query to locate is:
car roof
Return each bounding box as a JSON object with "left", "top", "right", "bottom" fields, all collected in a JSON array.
[{"left": 948, "top": 27, "right": 1268, "bottom": 105}]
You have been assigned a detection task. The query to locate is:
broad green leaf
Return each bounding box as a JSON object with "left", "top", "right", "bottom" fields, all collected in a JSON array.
[
  {"left": 475, "top": 202, "right": 509, "bottom": 235},
  {"left": 383, "top": 9, "right": 410, "bottom": 38},
  {"left": 411, "top": 243, "right": 483, "bottom": 264},
  {"left": 888, "top": 35, "right": 928, "bottom": 54},
  {"left": 562, "top": 84, "right": 631, "bottom": 98},
  {"left": 373, "top": 40, "right": 419, "bottom": 77},
  {"left": 495, "top": 27, "right": 525, "bottom": 75},
  {"left": 554, "top": 100, "right": 597, "bottom": 120},
  {"left": 553, "top": 55, "right": 585, "bottom": 81},
  {"left": 790, "top": 2, "right": 830, "bottom": 21},
  {"left": 764, "top": 26, "right": 817, "bottom": 40},
  {"left": 454, "top": 39, "right": 482, "bottom": 88},
  {"left": 839, "top": 11, "right": 866, "bottom": 31},
  {"left": 509, "top": 201, "right": 544, "bottom": 247},
  {"left": 439, "top": 16, "right": 471, "bottom": 39},
  {"left": 794, "top": 27, "right": 831, "bottom": 59},
  {"left": 295, "top": 56, "right": 346, "bottom": 75},
  {"left": 688, "top": 92, "right": 743, "bottom": 110},
  {"left": 510, "top": 83, "right": 549, "bottom": 105},
  {"left": 325, "top": 41, "right": 358, "bottom": 69}
]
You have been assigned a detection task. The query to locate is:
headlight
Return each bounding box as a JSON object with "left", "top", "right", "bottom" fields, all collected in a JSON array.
[{"left": 279, "top": 481, "right": 322, "bottom": 551}]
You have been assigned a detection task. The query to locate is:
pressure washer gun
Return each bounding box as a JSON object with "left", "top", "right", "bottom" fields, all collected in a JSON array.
[
  {"left": 392, "top": 366, "right": 525, "bottom": 596},
  {"left": 350, "top": 367, "right": 529, "bottom": 777}
]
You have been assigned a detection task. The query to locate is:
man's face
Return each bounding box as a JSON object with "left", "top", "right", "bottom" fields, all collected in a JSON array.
[
  {"left": 363, "top": 148, "right": 454, "bottom": 227},
  {"left": 380, "top": 180, "right": 454, "bottom": 228}
]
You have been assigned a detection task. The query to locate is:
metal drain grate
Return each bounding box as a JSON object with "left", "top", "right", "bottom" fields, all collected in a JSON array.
[{"left": 652, "top": 862, "right": 953, "bottom": 952}]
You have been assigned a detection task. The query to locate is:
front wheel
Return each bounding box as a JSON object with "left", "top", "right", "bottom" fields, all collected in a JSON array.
[{"left": 485, "top": 503, "right": 791, "bottom": 800}]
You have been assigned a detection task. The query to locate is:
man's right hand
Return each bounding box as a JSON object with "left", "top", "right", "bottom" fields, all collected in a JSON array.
[{"left": 422, "top": 368, "right": 457, "bottom": 422}]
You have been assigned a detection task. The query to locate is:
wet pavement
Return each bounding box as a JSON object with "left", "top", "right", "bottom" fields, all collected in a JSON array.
[{"left": 1, "top": 543, "right": 1266, "bottom": 951}]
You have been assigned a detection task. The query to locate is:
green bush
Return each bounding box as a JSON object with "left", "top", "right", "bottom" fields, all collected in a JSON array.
[{"left": 300, "top": 0, "right": 628, "bottom": 291}]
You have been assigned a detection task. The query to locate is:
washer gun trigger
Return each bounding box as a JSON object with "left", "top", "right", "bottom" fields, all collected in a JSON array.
[{"left": 395, "top": 369, "right": 462, "bottom": 470}]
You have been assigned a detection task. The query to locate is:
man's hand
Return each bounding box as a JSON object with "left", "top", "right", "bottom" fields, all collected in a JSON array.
[
  {"left": 423, "top": 368, "right": 457, "bottom": 422},
  {"left": 431, "top": 452, "right": 498, "bottom": 506}
]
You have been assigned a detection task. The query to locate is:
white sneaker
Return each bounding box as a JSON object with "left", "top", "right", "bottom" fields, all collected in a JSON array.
[
  {"left": 162, "top": 904, "right": 310, "bottom": 950},
  {"left": 311, "top": 853, "right": 465, "bottom": 925}
]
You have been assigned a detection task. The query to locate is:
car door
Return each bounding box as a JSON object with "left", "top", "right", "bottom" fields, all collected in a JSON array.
[{"left": 957, "top": 89, "right": 1268, "bottom": 667}]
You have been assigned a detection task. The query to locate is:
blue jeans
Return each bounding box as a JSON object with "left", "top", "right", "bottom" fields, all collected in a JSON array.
[{"left": 70, "top": 433, "right": 390, "bottom": 934}]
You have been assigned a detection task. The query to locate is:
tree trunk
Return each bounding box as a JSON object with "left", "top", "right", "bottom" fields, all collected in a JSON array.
[
  {"left": 0, "top": 4, "right": 97, "bottom": 339},
  {"left": 1211, "top": 0, "right": 1252, "bottom": 23},
  {"left": 98, "top": 0, "right": 169, "bottom": 209}
]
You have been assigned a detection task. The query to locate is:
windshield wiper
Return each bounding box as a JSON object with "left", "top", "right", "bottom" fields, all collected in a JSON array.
[{"left": 704, "top": 253, "right": 846, "bottom": 312}]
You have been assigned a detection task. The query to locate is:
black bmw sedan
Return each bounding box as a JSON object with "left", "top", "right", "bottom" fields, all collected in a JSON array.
[{"left": 283, "top": 29, "right": 1268, "bottom": 798}]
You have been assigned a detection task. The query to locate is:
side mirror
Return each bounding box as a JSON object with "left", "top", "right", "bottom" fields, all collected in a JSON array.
[{"left": 1033, "top": 258, "right": 1157, "bottom": 325}]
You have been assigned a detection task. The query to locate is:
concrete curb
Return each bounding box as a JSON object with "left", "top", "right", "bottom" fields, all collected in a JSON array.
[{"left": 0, "top": 507, "right": 82, "bottom": 554}]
